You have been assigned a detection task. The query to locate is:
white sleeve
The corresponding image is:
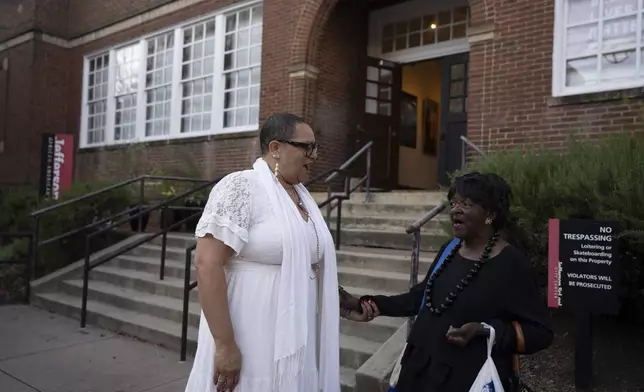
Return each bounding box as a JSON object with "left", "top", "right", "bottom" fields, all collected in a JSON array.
[{"left": 195, "top": 172, "right": 252, "bottom": 254}]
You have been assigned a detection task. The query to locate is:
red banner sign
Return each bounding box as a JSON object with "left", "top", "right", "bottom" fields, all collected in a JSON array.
[{"left": 40, "top": 133, "right": 74, "bottom": 200}]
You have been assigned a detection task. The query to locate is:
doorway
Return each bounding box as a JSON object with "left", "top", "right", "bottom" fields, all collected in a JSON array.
[
  {"left": 397, "top": 59, "right": 442, "bottom": 189},
  {"left": 359, "top": 53, "right": 469, "bottom": 190}
]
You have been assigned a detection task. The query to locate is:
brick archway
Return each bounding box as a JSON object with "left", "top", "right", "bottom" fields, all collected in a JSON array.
[{"left": 286, "top": 0, "right": 495, "bottom": 121}]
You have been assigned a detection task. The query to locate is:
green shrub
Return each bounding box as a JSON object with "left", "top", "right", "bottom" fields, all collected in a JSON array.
[
  {"left": 0, "top": 181, "right": 134, "bottom": 300},
  {"left": 456, "top": 133, "right": 644, "bottom": 323}
]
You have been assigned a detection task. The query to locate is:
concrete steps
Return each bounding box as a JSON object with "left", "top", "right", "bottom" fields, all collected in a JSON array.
[{"left": 32, "top": 190, "right": 449, "bottom": 392}]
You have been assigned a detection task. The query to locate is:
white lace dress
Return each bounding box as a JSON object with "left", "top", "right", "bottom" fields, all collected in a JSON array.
[{"left": 184, "top": 169, "right": 324, "bottom": 392}]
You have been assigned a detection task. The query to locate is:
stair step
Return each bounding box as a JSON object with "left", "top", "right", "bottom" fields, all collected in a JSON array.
[
  {"left": 338, "top": 265, "right": 421, "bottom": 292},
  {"left": 337, "top": 246, "right": 435, "bottom": 274},
  {"left": 90, "top": 266, "right": 196, "bottom": 302},
  {"left": 32, "top": 291, "right": 198, "bottom": 354},
  {"left": 328, "top": 215, "right": 447, "bottom": 231},
  {"left": 129, "top": 244, "right": 191, "bottom": 262},
  {"left": 341, "top": 366, "right": 356, "bottom": 392},
  {"left": 340, "top": 334, "right": 381, "bottom": 369},
  {"left": 340, "top": 202, "right": 444, "bottom": 219},
  {"left": 334, "top": 228, "right": 446, "bottom": 252},
  {"left": 112, "top": 254, "right": 195, "bottom": 280},
  {"left": 60, "top": 279, "right": 202, "bottom": 327}
]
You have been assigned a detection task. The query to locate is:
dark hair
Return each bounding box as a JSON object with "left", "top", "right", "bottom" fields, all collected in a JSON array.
[
  {"left": 259, "top": 112, "right": 307, "bottom": 154},
  {"left": 447, "top": 172, "right": 511, "bottom": 230}
]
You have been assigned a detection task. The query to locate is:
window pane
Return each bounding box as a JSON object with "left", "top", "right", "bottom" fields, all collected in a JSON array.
[
  {"left": 602, "top": 16, "right": 637, "bottom": 52},
  {"left": 603, "top": 0, "right": 637, "bottom": 19},
  {"left": 601, "top": 50, "right": 636, "bottom": 82},
  {"left": 567, "top": 0, "right": 599, "bottom": 24},
  {"left": 565, "top": 56, "right": 598, "bottom": 86},
  {"left": 366, "top": 82, "right": 378, "bottom": 98},
  {"left": 567, "top": 24, "right": 599, "bottom": 57},
  {"left": 365, "top": 99, "right": 377, "bottom": 114}
]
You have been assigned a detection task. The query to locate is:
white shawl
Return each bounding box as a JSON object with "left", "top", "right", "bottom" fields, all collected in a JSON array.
[{"left": 252, "top": 158, "right": 340, "bottom": 392}]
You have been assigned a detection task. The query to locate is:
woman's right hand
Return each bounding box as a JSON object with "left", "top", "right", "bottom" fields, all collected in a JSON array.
[
  {"left": 346, "top": 299, "right": 380, "bottom": 322},
  {"left": 214, "top": 341, "right": 242, "bottom": 391}
]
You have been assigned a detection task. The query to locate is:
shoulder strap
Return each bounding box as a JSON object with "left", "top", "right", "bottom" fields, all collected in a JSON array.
[{"left": 419, "top": 237, "right": 460, "bottom": 310}]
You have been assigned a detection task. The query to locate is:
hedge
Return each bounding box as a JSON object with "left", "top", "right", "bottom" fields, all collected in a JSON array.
[
  {"left": 456, "top": 133, "right": 644, "bottom": 323},
  {"left": 0, "top": 182, "right": 133, "bottom": 303}
]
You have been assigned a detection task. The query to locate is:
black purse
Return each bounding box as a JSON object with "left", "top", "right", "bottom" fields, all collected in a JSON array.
[{"left": 509, "top": 321, "right": 535, "bottom": 392}]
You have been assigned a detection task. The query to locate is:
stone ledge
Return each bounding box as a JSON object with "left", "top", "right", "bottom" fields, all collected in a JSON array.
[
  {"left": 77, "top": 130, "right": 259, "bottom": 154},
  {"left": 548, "top": 87, "right": 644, "bottom": 107},
  {"left": 287, "top": 63, "right": 320, "bottom": 80},
  {"left": 355, "top": 322, "right": 407, "bottom": 392},
  {"left": 468, "top": 23, "right": 495, "bottom": 44}
]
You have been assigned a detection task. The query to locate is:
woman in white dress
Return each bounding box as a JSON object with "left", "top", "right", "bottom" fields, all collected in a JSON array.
[{"left": 184, "top": 113, "right": 341, "bottom": 392}]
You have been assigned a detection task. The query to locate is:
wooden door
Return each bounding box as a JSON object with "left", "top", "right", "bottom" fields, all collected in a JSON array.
[
  {"left": 437, "top": 53, "right": 469, "bottom": 187},
  {"left": 358, "top": 57, "right": 402, "bottom": 190}
]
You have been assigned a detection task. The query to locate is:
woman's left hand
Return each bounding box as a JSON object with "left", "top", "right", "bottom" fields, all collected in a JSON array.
[{"left": 445, "top": 322, "right": 487, "bottom": 347}]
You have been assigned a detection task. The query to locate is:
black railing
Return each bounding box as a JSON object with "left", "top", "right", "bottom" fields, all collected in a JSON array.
[
  {"left": 29, "top": 175, "right": 211, "bottom": 280},
  {"left": 309, "top": 141, "right": 374, "bottom": 248},
  {"left": 0, "top": 232, "right": 34, "bottom": 303},
  {"left": 181, "top": 242, "right": 197, "bottom": 362},
  {"left": 79, "top": 177, "right": 222, "bottom": 328}
]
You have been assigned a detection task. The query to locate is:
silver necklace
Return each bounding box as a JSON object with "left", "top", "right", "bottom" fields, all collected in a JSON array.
[{"left": 291, "top": 189, "right": 320, "bottom": 280}]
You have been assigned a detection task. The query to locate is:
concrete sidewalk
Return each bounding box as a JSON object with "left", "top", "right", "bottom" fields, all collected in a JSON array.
[{"left": 0, "top": 305, "right": 193, "bottom": 392}]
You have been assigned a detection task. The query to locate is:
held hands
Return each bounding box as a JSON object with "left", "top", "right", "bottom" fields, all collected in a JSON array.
[
  {"left": 445, "top": 322, "right": 488, "bottom": 348},
  {"left": 344, "top": 299, "right": 380, "bottom": 322},
  {"left": 214, "top": 341, "right": 242, "bottom": 392}
]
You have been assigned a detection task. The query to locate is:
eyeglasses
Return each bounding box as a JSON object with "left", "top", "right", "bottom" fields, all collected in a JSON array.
[{"left": 277, "top": 140, "right": 319, "bottom": 158}]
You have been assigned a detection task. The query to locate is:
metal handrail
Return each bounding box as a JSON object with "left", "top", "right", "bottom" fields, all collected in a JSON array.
[
  {"left": 310, "top": 140, "right": 374, "bottom": 247},
  {"left": 181, "top": 242, "right": 198, "bottom": 362},
  {"left": 29, "top": 175, "right": 210, "bottom": 279},
  {"left": 79, "top": 177, "right": 222, "bottom": 328},
  {"left": 0, "top": 232, "right": 34, "bottom": 303},
  {"left": 460, "top": 135, "right": 486, "bottom": 156}
]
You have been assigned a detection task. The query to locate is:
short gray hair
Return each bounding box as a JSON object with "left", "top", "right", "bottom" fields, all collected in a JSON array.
[{"left": 259, "top": 113, "right": 307, "bottom": 154}]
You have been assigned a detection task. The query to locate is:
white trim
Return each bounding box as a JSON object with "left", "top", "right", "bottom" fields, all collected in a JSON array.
[
  {"left": 78, "top": 0, "right": 262, "bottom": 149},
  {"left": 0, "top": 32, "right": 35, "bottom": 52},
  {"left": 552, "top": 0, "right": 644, "bottom": 97},
  {"left": 378, "top": 39, "right": 469, "bottom": 64},
  {"left": 79, "top": 58, "right": 90, "bottom": 148}
]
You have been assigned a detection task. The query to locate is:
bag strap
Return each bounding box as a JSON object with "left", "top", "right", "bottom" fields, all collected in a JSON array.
[
  {"left": 511, "top": 321, "right": 526, "bottom": 373},
  {"left": 419, "top": 237, "right": 461, "bottom": 311}
]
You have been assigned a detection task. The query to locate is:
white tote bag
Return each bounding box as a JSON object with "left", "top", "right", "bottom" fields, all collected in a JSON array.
[{"left": 468, "top": 323, "right": 505, "bottom": 392}]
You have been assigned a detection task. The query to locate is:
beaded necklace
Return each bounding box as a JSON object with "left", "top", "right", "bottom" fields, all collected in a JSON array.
[{"left": 424, "top": 233, "right": 500, "bottom": 316}]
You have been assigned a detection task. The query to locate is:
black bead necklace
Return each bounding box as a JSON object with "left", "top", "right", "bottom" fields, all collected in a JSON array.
[{"left": 424, "top": 233, "right": 500, "bottom": 316}]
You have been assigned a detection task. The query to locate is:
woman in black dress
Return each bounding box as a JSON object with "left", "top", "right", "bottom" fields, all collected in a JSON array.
[{"left": 344, "top": 172, "right": 554, "bottom": 391}]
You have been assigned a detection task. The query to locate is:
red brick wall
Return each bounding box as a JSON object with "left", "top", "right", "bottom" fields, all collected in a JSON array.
[
  {"left": 67, "top": 0, "right": 175, "bottom": 38},
  {"left": 467, "top": 0, "right": 644, "bottom": 154},
  {"left": 0, "top": 41, "right": 38, "bottom": 185},
  {"left": 310, "top": 1, "right": 367, "bottom": 184},
  {"left": 0, "top": 0, "right": 36, "bottom": 42}
]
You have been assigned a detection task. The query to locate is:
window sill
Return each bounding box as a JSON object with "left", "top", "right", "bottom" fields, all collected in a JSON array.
[
  {"left": 78, "top": 128, "right": 258, "bottom": 153},
  {"left": 548, "top": 87, "right": 644, "bottom": 107}
]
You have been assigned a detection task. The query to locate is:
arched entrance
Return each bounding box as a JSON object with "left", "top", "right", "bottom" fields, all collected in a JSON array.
[{"left": 284, "top": 0, "right": 494, "bottom": 189}]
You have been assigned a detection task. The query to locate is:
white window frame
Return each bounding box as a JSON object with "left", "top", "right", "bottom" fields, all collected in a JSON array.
[
  {"left": 368, "top": 0, "right": 470, "bottom": 64},
  {"left": 79, "top": 0, "right": 262, "bottom": 149},
  {"left": 552, "top": 0, "right": 644, "bottom": 97}
]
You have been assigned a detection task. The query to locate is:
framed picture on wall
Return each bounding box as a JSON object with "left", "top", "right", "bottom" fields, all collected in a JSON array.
[
  {"left": 423, "top": 99, "right": 439, "bottom": 156},
  {"left": 400, "top": 91, "right": 418, "bottom": 149}
]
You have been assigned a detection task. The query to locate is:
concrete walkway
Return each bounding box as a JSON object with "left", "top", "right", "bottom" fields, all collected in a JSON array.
[{"left": 0, "top": 305, "right": 193, "bottom": 392}]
